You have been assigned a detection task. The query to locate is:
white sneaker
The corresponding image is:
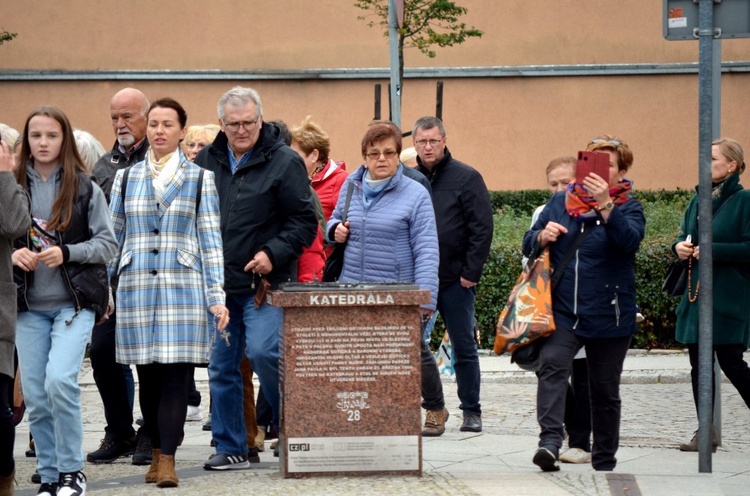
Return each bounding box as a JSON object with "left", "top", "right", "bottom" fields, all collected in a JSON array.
[
  {"left": 559, "top": 447, "right": 592, "bottom": 464},
  {"left": 57, "top": 471, "right": 86, "bottom": 496},
  {"left": 186, "top": 405, "right": 203, "bottom": 422}
]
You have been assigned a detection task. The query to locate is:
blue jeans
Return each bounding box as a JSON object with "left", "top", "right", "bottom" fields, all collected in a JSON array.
[
  {"left": 16, "top": 307, "right": 93, "bottom": 483},
  {"left": 208, "top": 294, "right": 282, "bottom": 457},
  {"left": 437, "top": 282, "right": 481, "bottom": 416}
]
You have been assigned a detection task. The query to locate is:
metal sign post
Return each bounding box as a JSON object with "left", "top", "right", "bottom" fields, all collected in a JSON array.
[{"left": 388, "top": 0, "right": 402, "bottom": 129}]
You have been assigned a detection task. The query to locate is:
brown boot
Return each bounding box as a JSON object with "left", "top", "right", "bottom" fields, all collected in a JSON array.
[
  {"left": 422, "top": 407, "right": 449, "bottom": 437},
  {"left": 144, "top": 449, "right": 161, "bottom": 483},
  {"left": 679, "top": 426, "right": 718, "bottom": 453},
  {"left": 156, "top": 454, "right": 178, "bottom": 488},
  {"left": 0, "top": 468, "right": 14, "bottom": 496}
]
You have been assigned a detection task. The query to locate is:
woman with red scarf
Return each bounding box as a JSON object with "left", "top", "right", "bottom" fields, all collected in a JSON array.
[{"left": 522, "top": 135, "right": 645, "bottom": 473}]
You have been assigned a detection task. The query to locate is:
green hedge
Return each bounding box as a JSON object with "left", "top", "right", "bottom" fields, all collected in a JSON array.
[{"left": 433, "top": 189, "right": 695, "bottom": 350}]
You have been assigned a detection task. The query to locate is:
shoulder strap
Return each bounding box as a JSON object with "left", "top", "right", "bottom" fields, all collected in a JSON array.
[
  {"left": 341, "top": 181, "right": 355, "bottom": 222},
  {"left": 196, "top": 168, "right": 204, "bottom": 214},
  {"left": 120, "top": 166, "right": 132, "bottom": 205},
  {"left": 551, "top": 223, "right": 592, "bottom": 288},
  {"left": 713, "top": 190, "right": 739, "bottom": 219}
]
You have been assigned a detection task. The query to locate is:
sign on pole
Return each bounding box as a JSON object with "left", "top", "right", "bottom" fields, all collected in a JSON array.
[{"left": 664, "top": 0, "right": 750, "bottom": 40}]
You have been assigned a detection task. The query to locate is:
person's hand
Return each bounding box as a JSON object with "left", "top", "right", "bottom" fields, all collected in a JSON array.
[
  {"left": 460, "top": 277, "right": 476, "bottom": 288},
  {"left": 537, "top": 221, "right": 568, "bottom": 247},
  {"left": 693, "top": 245, "right": 700, "bottom": 260},
  {"left": 38, "top": 246, "right": 63, "bottom": 268},
  {"left": 0, "top": 141, "right": 14, "bottom": 172},
  {"left": 582, "top": 172, "right": 611, "bottom": 206},
  {"left": 244, "top": 251, "right": 273, "bottom": 275},
  {"left": 675, "top": 241, "right": 695, "bottom": 261},
  {"left": 210, "top": 304, "right": 230, "bottom": 331},
  {"left": 12, "top": 248, "right": 39, "bottom": 272},
  {"left": 334, "top": 221, "right": 350, "bottom": 244}
]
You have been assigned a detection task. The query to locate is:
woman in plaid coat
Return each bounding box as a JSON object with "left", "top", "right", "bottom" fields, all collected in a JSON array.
[{"left": 108, "top": 98, "right": 229, "bottom": 488}]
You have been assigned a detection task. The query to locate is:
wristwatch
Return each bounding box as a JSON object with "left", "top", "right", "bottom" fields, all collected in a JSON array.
[{"left": 599, "top": 200, "right": 615, "bottom": 212}]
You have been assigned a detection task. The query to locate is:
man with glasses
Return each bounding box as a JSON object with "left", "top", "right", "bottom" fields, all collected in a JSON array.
[
  {"left": 412, "top": 116, "right": 493, "bottom": 433},
  {"left": 195, "top": 86, "right": 317, "bottom": 470}
]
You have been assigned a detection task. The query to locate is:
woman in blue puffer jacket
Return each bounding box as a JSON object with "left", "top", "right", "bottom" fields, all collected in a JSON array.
[
  {"left": 327, "top": 121, "right": 448, "bottom": 436},
  {"left": 522, "top": 135, "right": 645, "bottom": 473}
]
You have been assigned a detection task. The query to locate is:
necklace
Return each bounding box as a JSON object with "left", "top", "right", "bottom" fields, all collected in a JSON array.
[{"left": 687, "top": 257, "right": 699, "bottom": 303}]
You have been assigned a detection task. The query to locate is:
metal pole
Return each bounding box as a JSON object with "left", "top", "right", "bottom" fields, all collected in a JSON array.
[
  {"left": 388, "top": 0, "right": 401, "bottom": 128},
  {"left": 711, "top": 38, "right": 723, "bottom": 448},
  {"left": 436, "top": 81, "right": 444, "bottom": 121},
  {"left": 374, "top": 84, "right": 382, "bottom": 120},
  {"left": 697, "top": 0, "right": 715, "bottom": 473}
]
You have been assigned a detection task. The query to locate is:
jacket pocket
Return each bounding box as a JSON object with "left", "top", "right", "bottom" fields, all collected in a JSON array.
[
  {"left": 117, "top": 251, "right": 132, "bottom": 275},
  {"left": 177, "top": 249, "right": 201, "bottom": 272}
]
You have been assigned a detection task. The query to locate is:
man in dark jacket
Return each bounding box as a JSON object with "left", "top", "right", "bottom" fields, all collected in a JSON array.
[
  {"left": 88, "top": 88, "right": 151, "bottom": 465},
  {"left": 196, "top": 87, "right": 317, "bottom": 470},
  {"left": 413, "top": 116, "right": 494, "bottom": 433}
]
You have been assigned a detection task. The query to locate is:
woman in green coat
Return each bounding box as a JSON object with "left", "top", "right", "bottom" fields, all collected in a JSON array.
[{"left": 673, "top": 137, "right": 750, "bottom": 451}]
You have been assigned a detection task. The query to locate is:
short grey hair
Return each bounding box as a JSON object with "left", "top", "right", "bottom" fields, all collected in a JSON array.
[
  {"left": 0, "top": 123, "right": 19, "bottom": 146},
  {"left": 217, "top": 86, "right": 263, "bottom": 122},
  {"left": 412, "top": 116, "right": 446, "bottom": 137},
  {"left": 74, "top": 129, "right": 107, "bottom": 173}
]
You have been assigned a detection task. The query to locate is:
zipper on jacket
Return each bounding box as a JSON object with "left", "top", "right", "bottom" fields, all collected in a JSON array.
[
  {"left": 571, "top": 223, "right": 584, "bottom": 329},
  {"left": 611, "top": 285, "right": 620, "bottom": 327},
  {"left": 58, "top": 247, "right": 83, "bottom": 325}
]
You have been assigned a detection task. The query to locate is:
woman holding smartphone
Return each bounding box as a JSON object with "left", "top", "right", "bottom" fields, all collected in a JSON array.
[{"left": 522, "top": 135, "right": 645, "bottom": 472}]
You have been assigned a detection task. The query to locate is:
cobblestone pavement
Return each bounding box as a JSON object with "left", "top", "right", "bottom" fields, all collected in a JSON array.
[{"left": 11, "top": 357, "right": 750, "bottom": 495}]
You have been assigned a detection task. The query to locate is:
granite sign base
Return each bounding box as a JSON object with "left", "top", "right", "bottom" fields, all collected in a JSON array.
[{"left": 268, "top": 284, "right": 430, "bottom": 478}]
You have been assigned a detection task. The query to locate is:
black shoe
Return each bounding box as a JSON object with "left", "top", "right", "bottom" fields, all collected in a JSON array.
[
  {"left": 36, "top": 482, "right": 58, "bottom": 495},
  {"left": 460, "top": 414, "right": 482, "bottom": 433},
  {"left": 132, "top": 435, "right": 153, "bottom": 466},
  {"left": 533, "top": 446, "right": 560, "bottom": 472},
  {"left": 203, "top": 453, "right": 250, "bottom": 471},
  {"left": 273, "top": 442, "right": 279, "bottom": 458},
  {"left": 248, "top": 446, "right": 260, "bottom": 463},
  {"left": 202, "top": 414, "right": 212, "bottom": 431},
  {"left": 135, "top": 416, "right": 144, "bottom": 427},
  {"left": 31, "top": 470, "right": 41, "bottom": 484},
  {"left": 87, "top": 437, "right": 136, "bottom": 464},
  {"left": 57, "top": 471, "right": 86, "bottom": 496}
]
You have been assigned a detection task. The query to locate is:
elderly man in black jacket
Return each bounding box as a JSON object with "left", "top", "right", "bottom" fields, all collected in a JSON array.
[
  {"left": 196, "top": 87, "right": 317, "bottom": 470},
  {"left": 413, "top": 116, "right": 494, "bottom": 434},
  {"left": 88, "top": 87, "right": 152, "bottom": 466}
]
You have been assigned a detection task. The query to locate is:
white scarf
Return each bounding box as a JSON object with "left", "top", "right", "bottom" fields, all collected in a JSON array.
[{"left": 147, "top": 150, "right": 181, "bottom": 203}]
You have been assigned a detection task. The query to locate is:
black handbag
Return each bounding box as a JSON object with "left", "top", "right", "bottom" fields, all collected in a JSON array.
[
  {"left": 322, "top": 182, "right": 355, "bottom": 282},
  {"left": 510, "top": 337, "right": 544, "bottom": 372},
  {"left": 662, "top": 260, "right": 688, "bottom": 297}
]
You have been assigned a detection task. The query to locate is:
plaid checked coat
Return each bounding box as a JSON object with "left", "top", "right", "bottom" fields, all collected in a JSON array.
[{"left": 108, "top": 155, "right": 225, "bottom": 365}]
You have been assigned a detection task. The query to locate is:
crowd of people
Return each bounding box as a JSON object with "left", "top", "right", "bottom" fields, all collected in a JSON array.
[{"left": 1, "top": 84, "right": 749, "bottom": 495}]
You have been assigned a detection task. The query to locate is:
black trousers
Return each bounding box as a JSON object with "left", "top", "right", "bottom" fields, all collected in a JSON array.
[
  {"left": 537, "top": 326, "right": 630, "bottom": 471},
  {"left": 90, "top": 317, "right": 136, "bottom": 443},
  {"left": 0, "top": 372, "right": 14, "bottom": 478},
  {"left": 136, "top": 363, "right": 191, "bottom": 456},
  {"left": 687, "top": 343, "right": 750, "bottom": 416},
  {"left": 564, "top": 357, "right": 592, "bottom": 451}
]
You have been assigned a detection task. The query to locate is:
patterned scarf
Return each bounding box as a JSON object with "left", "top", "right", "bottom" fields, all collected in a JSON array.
[{"left": 565, "top": 179, "right": 633, "bottom": 219}]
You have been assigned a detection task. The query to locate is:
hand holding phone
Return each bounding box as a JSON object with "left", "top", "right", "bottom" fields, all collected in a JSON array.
[{"left": 575, "top": 151, "right": 610, "bottom": 185}]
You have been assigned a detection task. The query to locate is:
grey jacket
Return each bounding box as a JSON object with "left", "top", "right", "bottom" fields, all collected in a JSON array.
[{"left": 0, "top": 172, "right": 30, "bottom": 378}]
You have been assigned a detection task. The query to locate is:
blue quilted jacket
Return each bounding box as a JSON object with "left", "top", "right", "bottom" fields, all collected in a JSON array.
[{"left": 327, "top": 164, "right": 439, "bottom": 310}]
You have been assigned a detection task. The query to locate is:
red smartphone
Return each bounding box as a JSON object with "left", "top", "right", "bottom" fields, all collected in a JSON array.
[{"left": 575, "top": 151, "right": 610, "bottom": 185}]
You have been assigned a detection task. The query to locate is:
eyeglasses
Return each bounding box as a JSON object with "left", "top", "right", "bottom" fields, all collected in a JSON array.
[
  {"left": 590, "top": 138, "right": 621, "bottom": 147},
  {"left": 223, "top": 119, "right": 259, "bottom": 132},
  {"left": 414, "top": 138, "right": 443, "bottom": 148},
  {"left": 365, "top": 150, "right": 399, "bottom": 160}
]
